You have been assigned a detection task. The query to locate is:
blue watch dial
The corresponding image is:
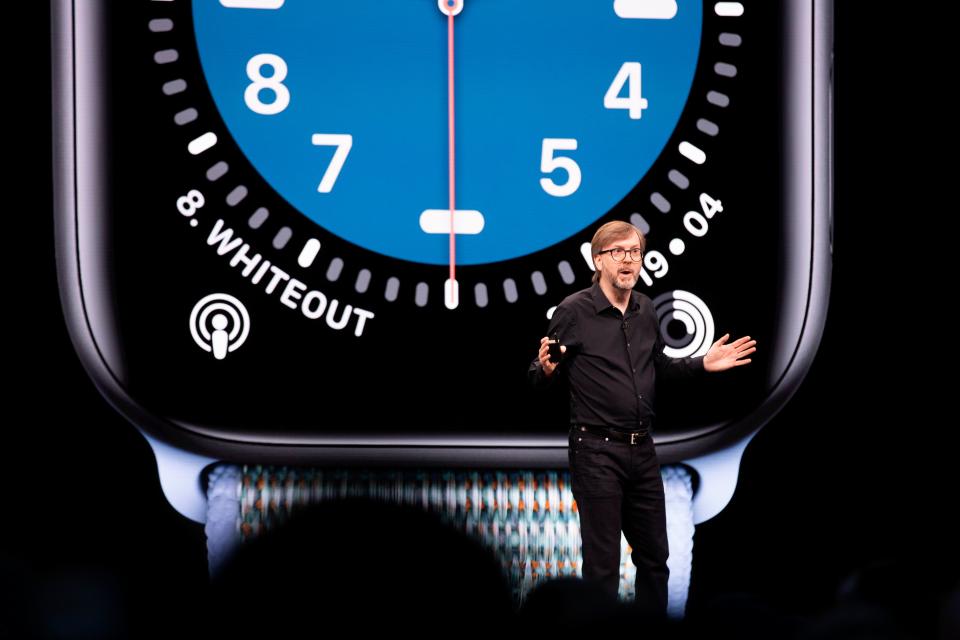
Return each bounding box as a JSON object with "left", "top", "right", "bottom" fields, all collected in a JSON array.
[{"left": 193, "top": 2, "right": 702, "bottom": 265}]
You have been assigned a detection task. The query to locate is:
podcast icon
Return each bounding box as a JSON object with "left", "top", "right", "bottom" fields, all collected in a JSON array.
[{"left": 189, "top": 293, "right": 250, "bottom": 360}]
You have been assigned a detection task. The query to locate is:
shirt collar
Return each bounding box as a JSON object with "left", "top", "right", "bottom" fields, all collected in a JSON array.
[{"left": 590, "top": 281, "right": 640, "bottom": 315}]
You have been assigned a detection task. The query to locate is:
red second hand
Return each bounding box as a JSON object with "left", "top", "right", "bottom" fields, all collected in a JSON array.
[{"left": 447, "top": 3, "right": 457, "bottom": 302}]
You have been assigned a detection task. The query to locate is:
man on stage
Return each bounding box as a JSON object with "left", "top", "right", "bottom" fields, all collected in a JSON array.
[{"left": 529, "top": 220, "right": 756, "bottom": 616}]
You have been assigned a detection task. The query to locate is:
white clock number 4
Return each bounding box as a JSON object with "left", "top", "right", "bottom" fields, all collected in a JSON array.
[
  {"left": 311, "top": 134, "right": 353, "bottom": 193},
  {"left": 604, "top": 62, "right": 647, "bottom": 120}
]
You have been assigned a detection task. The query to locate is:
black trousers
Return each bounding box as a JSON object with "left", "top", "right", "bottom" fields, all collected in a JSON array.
[{"left": 567, "top": 425, "right": 669, "bottom": 616}]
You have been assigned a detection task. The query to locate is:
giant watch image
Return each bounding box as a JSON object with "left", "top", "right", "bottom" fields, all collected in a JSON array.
[{"left": 52, "top": 0, "right": 832, "bottom": 614}]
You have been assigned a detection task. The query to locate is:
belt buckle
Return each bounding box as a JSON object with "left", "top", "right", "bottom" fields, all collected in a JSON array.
[{"left": 630, "top": 431, "right": 639, "bottom": 445}]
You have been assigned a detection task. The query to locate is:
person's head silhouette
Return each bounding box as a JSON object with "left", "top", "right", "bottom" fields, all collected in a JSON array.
[{"left": 204, "top": 496, "right": 514, "bottom": 634}]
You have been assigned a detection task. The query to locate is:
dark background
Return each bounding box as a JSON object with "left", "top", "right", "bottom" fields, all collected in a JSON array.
[{"left": 5, "top": 2, "right": 954, "bottom": 637}]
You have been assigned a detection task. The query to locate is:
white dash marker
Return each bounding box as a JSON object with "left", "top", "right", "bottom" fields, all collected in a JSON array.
[
  {"left": 298, "top": 238, "right": 321, "bottom": 268},
  {"left": 444, "top": 278, "right": 459, "bottom": 310},
  {"left": 188, "top": 132, "right": 218, "bottom": 156},
  {"left": 219, "top": 0, "right": 285, "bottom": 8},
  {"left": 420, "top": 210, "right": 485, "bottom": 235},
  {"left": 679, "top": 141, "right": 706, "bottom": 165},
  {"left": 580, "top": 242, "right": 595, "bottom": 272},
  {"left": 714, "top": 2, "right": 744, "bottom": 17}
]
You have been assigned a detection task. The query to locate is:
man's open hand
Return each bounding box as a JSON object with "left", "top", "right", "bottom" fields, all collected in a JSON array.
[{"left": 703, "top": 334, "right": 756, "bottom": 372}]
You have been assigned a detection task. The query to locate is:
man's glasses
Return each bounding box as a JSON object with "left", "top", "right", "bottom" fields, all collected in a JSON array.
[{"left": 597, "top": 247, "right": 643, "bottom": 262}]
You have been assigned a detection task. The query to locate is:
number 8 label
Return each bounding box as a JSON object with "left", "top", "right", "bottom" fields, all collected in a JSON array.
[{"left": 245, "top": 53, "right": 290, "bottom": 115}]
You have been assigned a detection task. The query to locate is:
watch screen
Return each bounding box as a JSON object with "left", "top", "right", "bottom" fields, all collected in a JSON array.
[{"left": 68, "top": 0, "right": 816, "bottom": 450}]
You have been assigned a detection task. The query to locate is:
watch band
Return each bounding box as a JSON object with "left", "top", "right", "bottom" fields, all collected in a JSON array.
[{"left": 205, "top": 463, "right": 694, "bottom": 618}]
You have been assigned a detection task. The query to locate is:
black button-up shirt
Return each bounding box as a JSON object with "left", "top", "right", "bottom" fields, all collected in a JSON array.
[{"left": 529, "top": 282, "right": 705, "bottom": 432}]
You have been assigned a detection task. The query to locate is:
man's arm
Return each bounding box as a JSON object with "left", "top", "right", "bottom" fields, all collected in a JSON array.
[
  {"left": 652, "top": 315, "right": 707, "bottom": 381},
  {"left": 653, "top": 317, "right": 757, "bottom": 378},
  {"left": 528, "top": 353, "right": 555, "bottom": 388},
  {"left": 653, "top": 350, "right": 706, "bottom": 380}
]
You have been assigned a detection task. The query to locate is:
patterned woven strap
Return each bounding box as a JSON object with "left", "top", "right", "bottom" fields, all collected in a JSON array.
[{"left": 205, "top": 465, "right": 694, "bottom": 617}]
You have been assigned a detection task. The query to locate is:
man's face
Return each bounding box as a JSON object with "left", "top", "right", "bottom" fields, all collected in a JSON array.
[{"left": 594, "top": 232, "right": 643, "bottom": 292}]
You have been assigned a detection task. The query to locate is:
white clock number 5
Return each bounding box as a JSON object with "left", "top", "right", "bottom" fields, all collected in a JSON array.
[
  {"left": 311, "top": 134, "right": 353, "bottom": 193},
  {"left": 540, "top": 138, "right": 581, "bottom": 197}
]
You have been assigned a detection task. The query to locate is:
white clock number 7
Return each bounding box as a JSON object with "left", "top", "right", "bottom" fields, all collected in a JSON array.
[{"left": 311, "top": 134, "right": 353, "bottom": 193}]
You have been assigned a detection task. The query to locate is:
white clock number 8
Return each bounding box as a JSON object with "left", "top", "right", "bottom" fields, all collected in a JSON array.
[
  {"left": 540, "top": 138, "right": 581, "bottom": 197},
  {"left": 245, "top": 53, "right": 290, "bottom": 115}
]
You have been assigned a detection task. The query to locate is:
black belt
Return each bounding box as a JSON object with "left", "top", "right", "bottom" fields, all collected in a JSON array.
[{"left": 574, "top": 424, "right": 649, "bottom": 445}]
